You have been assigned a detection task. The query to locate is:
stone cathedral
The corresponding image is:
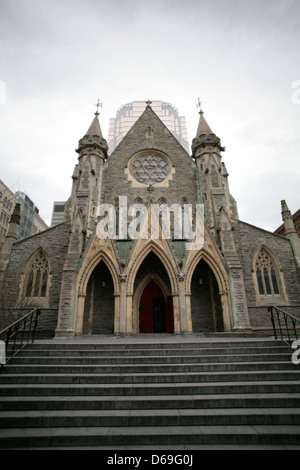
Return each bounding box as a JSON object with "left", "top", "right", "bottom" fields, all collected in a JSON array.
[{"left": 1, "top": 101, "right": 300, "bottom": 338}]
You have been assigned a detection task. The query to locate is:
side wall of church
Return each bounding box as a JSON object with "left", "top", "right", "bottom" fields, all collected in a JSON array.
[
  {"left": 1, "top": 222, "right": 70, "bottom": 337},
  {"left": 233, "top": 221, "right": 300, "bottom": 329}
]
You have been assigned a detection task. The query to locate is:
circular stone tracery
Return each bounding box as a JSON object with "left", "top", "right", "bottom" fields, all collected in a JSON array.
[{"left": 131, "top": 153, "right": 169, "bottom": 185}]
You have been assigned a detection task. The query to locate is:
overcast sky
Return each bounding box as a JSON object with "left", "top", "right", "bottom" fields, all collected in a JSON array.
[{"left": 0, "top": 0, "right": 299, "bottom": 230}]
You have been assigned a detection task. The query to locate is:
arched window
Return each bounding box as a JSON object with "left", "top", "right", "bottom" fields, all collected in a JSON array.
[
  {"left": 134, "top": 197, "right": 144, "bottom": 205},
  {"left": 255, "top": 248, "right": 280, "bottom": 297},
  {"left": 25, "top": 250, "right": 50, "bottom": 298}
]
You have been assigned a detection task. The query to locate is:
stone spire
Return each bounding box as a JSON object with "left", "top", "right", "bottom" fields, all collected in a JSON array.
[
  {"left": 281, "top": 200, "right": 297, "bottom": 235},
  {"left": 86, "top": 114, "right": 104, "bottom": 138},
  {"left": 196, "top": 110, "right": 214, "bottom": 136},
  {"left": 192, "top": 109, "right": 224, "bottom": 156},
  {"left": 76, "top": 110, "right": 108, "bottom": 159},
  {"left": 280, "top": 200, "right": 300, "bottom": 266},
  {"left": 191, "top": 105, "right": 238, "bottom": 221}
]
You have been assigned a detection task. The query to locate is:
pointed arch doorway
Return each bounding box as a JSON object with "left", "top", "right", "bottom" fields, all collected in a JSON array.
[
  {"left": 82, "top": 261, "right": 115, "bottom": 335},
  {"left": 133, "top": 252, "right": 174, "bottom": 334},
  {"left": 191, "top": 259, "right": 224, "bottom": 333}
]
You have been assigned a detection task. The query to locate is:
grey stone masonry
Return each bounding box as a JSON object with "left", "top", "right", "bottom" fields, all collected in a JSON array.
[
  {"left": 0, "top": 222, "right": 70, "bottom": 335},
  {"left": 102, "top": 106, "right": 197, "bottom": 210},
  {"left": 233, "top": 220, "right": 300, "bottom": 328},
  {"left": 218, "top": 210, "right": 251, "bottom": 330},
  {"left": 55, "top": 114, "right": 108, "bottom": 337}
]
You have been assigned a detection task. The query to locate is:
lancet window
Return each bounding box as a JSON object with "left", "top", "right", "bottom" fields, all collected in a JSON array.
[
  {"left": 255, "top": 248, "right": 280, "bottom": 296},
  {"left": 25, "top": 250, "right": 50, "bottom": 298}
]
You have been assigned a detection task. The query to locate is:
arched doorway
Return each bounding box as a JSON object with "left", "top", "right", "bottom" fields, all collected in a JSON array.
[
  {"left": 133, "top": 252, "right": 174, "bottom": 334},
  {"left": 82, "top": 261, "right": 115, "bottom": 334},
  {"left": 191, "top": 259, "right": 224, "bottom": 333}
]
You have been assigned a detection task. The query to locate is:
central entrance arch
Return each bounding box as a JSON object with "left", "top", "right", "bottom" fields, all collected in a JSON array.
[{"left": 132, "top": 252, "right": 174, "bottom": 334}]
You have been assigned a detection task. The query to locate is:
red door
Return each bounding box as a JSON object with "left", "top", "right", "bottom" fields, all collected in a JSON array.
[{"left": 139, "top": 280, "right": 174, "bottom": 333}]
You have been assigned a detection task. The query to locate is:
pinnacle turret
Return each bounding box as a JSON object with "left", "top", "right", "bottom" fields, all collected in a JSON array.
[
  {"left": 281, "top": 200, "right": 300, "bottom": 266},
  {"left": 86, "top": 114, "right": 104, "bottom": 139},
  {"left": 281, "top": 200, "right": 298, "bottom": 236},
  {"left": 196, "top": 111, "right": 214, "bottom": 137},
  {"left": 76, "top": 112, "right": 108, "bottom": 159},
  {"left": 192, "top": 110, "right": 224, "bottom": 157}
]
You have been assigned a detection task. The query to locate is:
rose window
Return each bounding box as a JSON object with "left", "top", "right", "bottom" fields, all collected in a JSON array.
[{"left": 131, "top": 154, "right": 169, "bottom": 185}]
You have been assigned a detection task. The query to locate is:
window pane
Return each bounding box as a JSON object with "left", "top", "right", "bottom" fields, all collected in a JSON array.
[
  {"left": 34, "top": 270, "right": 41, "bottom": 297},
  {"left": 264, "top": 268, "right": 272, "bottom": 295},
  {"left": 41, "top": 270, "right": 48, "bottom": 297},
  {"left": 24, "top": 250, "right": 49, "bottom": 298},
  {"left": 256, "top": 269, "right": 264, "bottom": 295},
  {"left": 26, "top": 271, "right": 33, "bottom": 297},
  {"left": 271, "top": 268, "right": 279, "bottom": 295}
]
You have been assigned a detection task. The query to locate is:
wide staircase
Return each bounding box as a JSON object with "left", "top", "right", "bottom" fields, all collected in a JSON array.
[{"left": 0, "top": 336, "right": 300, "bottom": 449}]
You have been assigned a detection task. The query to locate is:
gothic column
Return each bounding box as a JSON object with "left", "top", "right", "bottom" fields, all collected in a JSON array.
[
  {"left": 75, "top": 293, "right": 86, "bottom": 335},
  {"left": 172, "top": 293, "right": 181, "bottom": 334},
  {"left": 185, "top": 292, "right": 193, "bottom": 332},
  {"left": 114, "top": 293, "right": 120, "bottom": 335},
  {"left": 118, "top": 273, "right": 128, "bottom": 335},
  {"left": 177, "top": 272, "right": 192, "bottom": 333},
  {"left": 220, "top": 290, "right": 231, "bottom": 331}
]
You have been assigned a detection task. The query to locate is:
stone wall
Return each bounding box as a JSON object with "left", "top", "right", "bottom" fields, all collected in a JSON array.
[
  {"left": 233, "top": 220, "right": 300, "bottom": 328},
  {"left": 0, "top": 222, "right": 70, "bottom": 337}
]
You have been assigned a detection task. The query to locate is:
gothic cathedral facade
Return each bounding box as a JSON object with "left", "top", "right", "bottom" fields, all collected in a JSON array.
[{"left": 1, "top": 102, "right": 300, "bottom": 338}]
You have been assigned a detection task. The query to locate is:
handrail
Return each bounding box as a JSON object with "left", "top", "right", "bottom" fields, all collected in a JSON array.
[
  {"left": 0, "top": 308, "right": 41, "bottom": 373},
  {"left": 268, "top": 305, "right": 300, "bottom": 345}
]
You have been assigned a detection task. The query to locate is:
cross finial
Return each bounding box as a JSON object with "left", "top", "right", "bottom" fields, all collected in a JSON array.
[
  {"left": 146, "top": 100, "right": 152, "bottom": 108},
  {"left": 94, "top": 98, "right": 103, "bottom": 116},
  {"left": 196, "top": 97, "right": 203, "bottom": 114}
]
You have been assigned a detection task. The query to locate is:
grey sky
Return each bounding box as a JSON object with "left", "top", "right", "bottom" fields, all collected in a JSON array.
[{"left": 0, "top": 0, "right": 299, "bottom": 229}]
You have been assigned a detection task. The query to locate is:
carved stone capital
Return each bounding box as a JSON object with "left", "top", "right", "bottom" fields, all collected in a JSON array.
[{"left": 118, "top": 273, "right": 127, "bottom": 283}]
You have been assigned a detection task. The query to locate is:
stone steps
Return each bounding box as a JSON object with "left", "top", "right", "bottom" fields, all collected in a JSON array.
[
  {"left": 0, "top": 337, "right": 300, "bottom": 449},
  {"left": 13, "top": 344, "right": 291, "bottom": 355},
  {"left": 1, "top": 425, "right": 300, "bottom": 448},
  {"left": 2, "top": 392, "right": 300, "bottom": 411},
  {"left": 1, "top": 380, "right": 300, "bottom": 397},
  {"left": 1, "top": 408, "right": 300, "bottom": 428},
  {"left": 7, "top": 353, "right": 291, "bottom": 366},
  {"left": 0, "top": 369, "right": 299, "bottom": 384},
  {"left": 2, "top": 362, "right": 298, "bottom": 375}
]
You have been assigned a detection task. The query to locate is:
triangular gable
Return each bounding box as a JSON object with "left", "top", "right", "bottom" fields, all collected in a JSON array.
[{"left": 109, "top": 104, "right": 191, "bottom": 157}]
